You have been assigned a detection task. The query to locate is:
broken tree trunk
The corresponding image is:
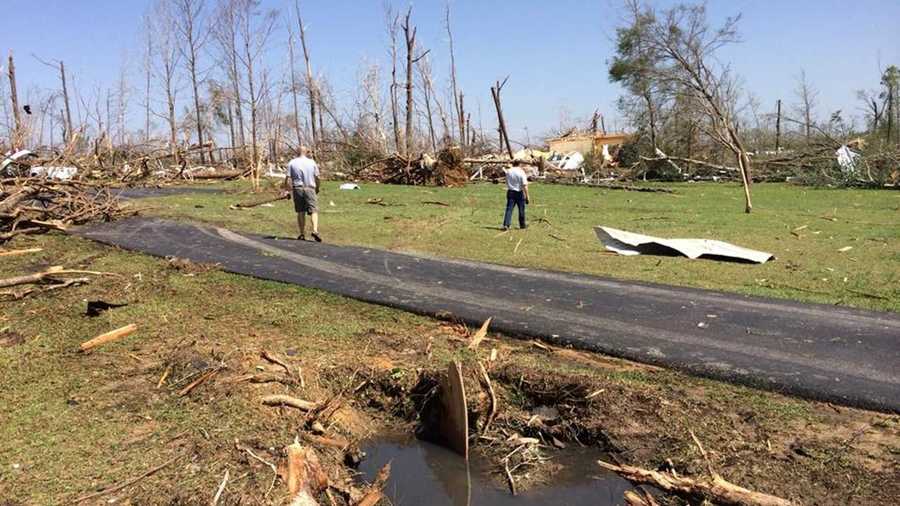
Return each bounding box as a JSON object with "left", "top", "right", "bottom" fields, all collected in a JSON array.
[
  {"left": 597, "top": 460, "right": 794, "bottom": 506},
  {"left": 439, "top": 360, "right": 469, "bottom": 459},
  {"left": 490, "top": 78, "right": 513, "bottom": 159},
  {"left": 7, "top": 50, "right": 22, "bottom": 146},
  {"left": 285, "top": 443, "right": 328, "bottom": 506}
]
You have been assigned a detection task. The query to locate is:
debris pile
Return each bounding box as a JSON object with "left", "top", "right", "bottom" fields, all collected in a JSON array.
[
  {"left": 0, "top": 177, "right": 132, "bottom": 242},
  {"left": 355, "top": 147, "right": 468, "bottom": 186}
]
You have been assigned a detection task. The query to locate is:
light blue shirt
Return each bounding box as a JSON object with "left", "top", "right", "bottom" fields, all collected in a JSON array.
[{"left": 288, "top": 156, "right": 319, "bottom": 188}]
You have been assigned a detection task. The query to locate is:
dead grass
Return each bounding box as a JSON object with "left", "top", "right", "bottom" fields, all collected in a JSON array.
[{"left": 0, "top": 232, "right": 897, "bottom": 504}]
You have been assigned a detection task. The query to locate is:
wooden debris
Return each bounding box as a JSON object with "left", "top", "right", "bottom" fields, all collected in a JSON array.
[
  {"left": 0, "top": 265, "right": 111, "bottom": 289},
  {"left": 261, "top": 350, "right": 295, "bottom": 378},
  {"left": 477, "top": 361, "right": 498, "bottom": 435},
  {"left": 466, "top": 317, "right": 492, "bottom": 350},
  {"left": 157, "top": 365, "right": 172, "bottom": 388},
  {"left": 1, "top": 276, "right": 89, "bottom": 300},
  {"left": 439, "top": 361, "right": 469, "bottom": 459},
  {"left": 624, "top": 489, "right": 661, "bottom": 506},
  {"left": 504, "top": 459, "right": 517, "bottom": 496},
  {"left": 285, "top": 443, "right": 328, "bottom": 506},
  {"left": 531, "top": 340, "right": 552, "bottom": 352},
  {"left": 262, "top": 394, "right": 318, "bottom": 412},
  {"left": 211, "top": 468, "right": 229, "bottom": 506},
  {"left": 0, "top": 247, "right": 42, "bottom": 257},
  {"left": 599, "top": 430, "right": 795, "bottom": 506},
  {"left": 1, "top": 178, "right": 132, "bottom": 243},
  {"left": 355, "top": 463, "right": 390, "bottom": 506},
  {"left": 422, "top": 200, "right": 450, "bottom": 206},
  {"left": 585, "top": 388, "right": 606, "bottom": 400},
  {"left": 303, "top": 433, "right": 350, "bottom": 449},
  {"left": 230, "top": 193, "right": 289, "bottom": 210},
  {"left": 178, "top": 367, "right": 221, "bottom": 397},
  {"left": 79, "top": 323, "right": 138, "bottom": 352},
  {"left": 249, "top": 372, "right": 296, "bottom": 385},
  {"left": 72, "top": 455, "right": 180, "bottom": 503}
]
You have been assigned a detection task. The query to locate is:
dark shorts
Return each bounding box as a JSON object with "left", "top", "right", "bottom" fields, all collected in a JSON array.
[{"left": 292, "top": 187, "right": 318, "bottom": 215}]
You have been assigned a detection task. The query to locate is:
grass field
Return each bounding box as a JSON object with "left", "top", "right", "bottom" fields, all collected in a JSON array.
[
  {"left": 143, "top": 180, "right": 900, "bottom": 312},
  {"left": 2, "top": 233, "right": 897, "bottom": 504}
]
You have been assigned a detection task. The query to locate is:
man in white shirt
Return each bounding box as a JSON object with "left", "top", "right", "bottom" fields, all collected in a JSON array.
[
  {"left": 502, "top": 160, "right": 530, "bottom": 230},
  {"left": 284, "top": 146, "right": 322, "bottom": 242}
]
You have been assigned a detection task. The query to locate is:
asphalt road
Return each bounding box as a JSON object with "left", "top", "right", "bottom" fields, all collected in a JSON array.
[{"left": 76, "top": 217, "right": 900, "bottom": 413}]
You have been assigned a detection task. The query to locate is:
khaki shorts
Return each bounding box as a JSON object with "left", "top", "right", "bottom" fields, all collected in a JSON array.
[{"left": 292, "top": 187, "right": 318, "bottom": 215}]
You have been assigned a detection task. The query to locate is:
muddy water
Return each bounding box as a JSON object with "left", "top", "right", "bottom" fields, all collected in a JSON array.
[{"left": 358, "top": 437, "right": 634, "bottom": 506}]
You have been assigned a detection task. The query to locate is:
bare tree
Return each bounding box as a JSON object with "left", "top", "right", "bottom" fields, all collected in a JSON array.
[
  {"left": 401, "top": 7, "right": 429, "bottom": 156},
  {"left": 173, "top": 0, "right": 209, "bottom": 163},
  {"left": 116, "top": 56, "right": 129, "bottom": 146},
  {"left": 6, "top": 51, "right": 22, "bottom": 147},
  {"left": 213, "top": 0, "right": 248, "bottom": 160},
  {"left": 793, "top": 70, "right": 818, "bottom": 144},
  {"left": 150, "top": 0, "right": 182, "bottom": 162},
  {"left": 418, "top": 54, "right": 450, "bottom": 151},
  {"left": 287, "top": 31, "right": 303, "bottom": 148},
  {"left": 385, "top": 4, "right": 401, "bottom": 153},
  {"left": 234, "top": 0, "right": 278, "bottom": 176},
  {"left": 142, "top": 13, "right": 153, "bottom": 143},
  {"left": 445, "top": 2, "right": 464, "bottom": 148},
  {"left": 611, "top": 0, "right": 754, "bottom": 213},
  {"left": 360, "top": 62, "right": 386, "bottom": 152},
  {"left": 294, "top": 0, "right": 319, "bottom": 152}
]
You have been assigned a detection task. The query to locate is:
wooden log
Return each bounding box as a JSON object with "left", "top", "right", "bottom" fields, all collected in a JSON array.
[
  {"left": 285, "top": 443, "right": 328, "bottom": 506},
  {"left": 80, "top": 324, "right": 137, "bottom": 352},
  {"left": 597, "top": 460, "right": 794, "bottom": 506},
  {"left": 0, "top": 247, "right": 42, "bottom": 257},
  {"left": 261, "top": 395, "right": 318, "bottom": 412}
]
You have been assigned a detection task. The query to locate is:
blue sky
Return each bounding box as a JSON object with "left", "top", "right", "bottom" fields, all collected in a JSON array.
[{"left": 4, "top": 0, "right": 900, "bottom": 142}]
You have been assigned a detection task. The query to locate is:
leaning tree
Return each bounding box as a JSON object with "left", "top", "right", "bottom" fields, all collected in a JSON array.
[{"left": 611, "top": 0, "right": 755, "bottom": 213}]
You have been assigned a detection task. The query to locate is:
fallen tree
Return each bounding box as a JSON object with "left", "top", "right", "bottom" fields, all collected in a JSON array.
[{"left": 0, "top": 178, "right": 132, "bottom": 242}]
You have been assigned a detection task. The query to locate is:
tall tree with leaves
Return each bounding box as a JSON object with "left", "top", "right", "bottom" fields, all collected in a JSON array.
[
  {"left": 609, "top": 1, "right": 664, "bottom": 151},
  {"left": 610, "top": 0, "right": 754, "bottom": 213}
]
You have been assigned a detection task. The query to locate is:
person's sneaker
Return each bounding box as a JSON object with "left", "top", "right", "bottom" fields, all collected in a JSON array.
[
  {"left": 311, "top": 232, "right": 322, "bottom": 242},
  {"left": 501, "top": 226, "right": 509, "bottom": 231},
  {"left": 297, "top": 234, "right": 305, "bottom": 241}
]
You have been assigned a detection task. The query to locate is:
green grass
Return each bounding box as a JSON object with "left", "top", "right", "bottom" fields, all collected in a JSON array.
[{"left": 143, "top": 180, "right": 900, "bottom": 312}]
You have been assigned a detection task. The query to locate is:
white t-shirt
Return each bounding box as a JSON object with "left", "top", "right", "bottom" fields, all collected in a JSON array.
[
  {"left": 288, "top": 156, "right": 320, "bottom": 188},
  {"left": 505, "top": 166, "right": 528, "bottom": 192}
]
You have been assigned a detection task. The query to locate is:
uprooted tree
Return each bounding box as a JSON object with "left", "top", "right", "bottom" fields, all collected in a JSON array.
[{"left": 610, "top": 0, "right": 754, "bottom": 213}]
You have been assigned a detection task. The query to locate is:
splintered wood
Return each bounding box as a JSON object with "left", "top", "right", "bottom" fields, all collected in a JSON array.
[
  {"left": 284, "top": 443, "right": 328, "bottom": 506},
  {"left": 80, "top": 324, "right": 137, "bottom": 352},
  {"left": 439, "top": 360, "right": 469, "bottom": 459},
  {"left": 466, "top": 317, "right": 492, "bottom": 350}
]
